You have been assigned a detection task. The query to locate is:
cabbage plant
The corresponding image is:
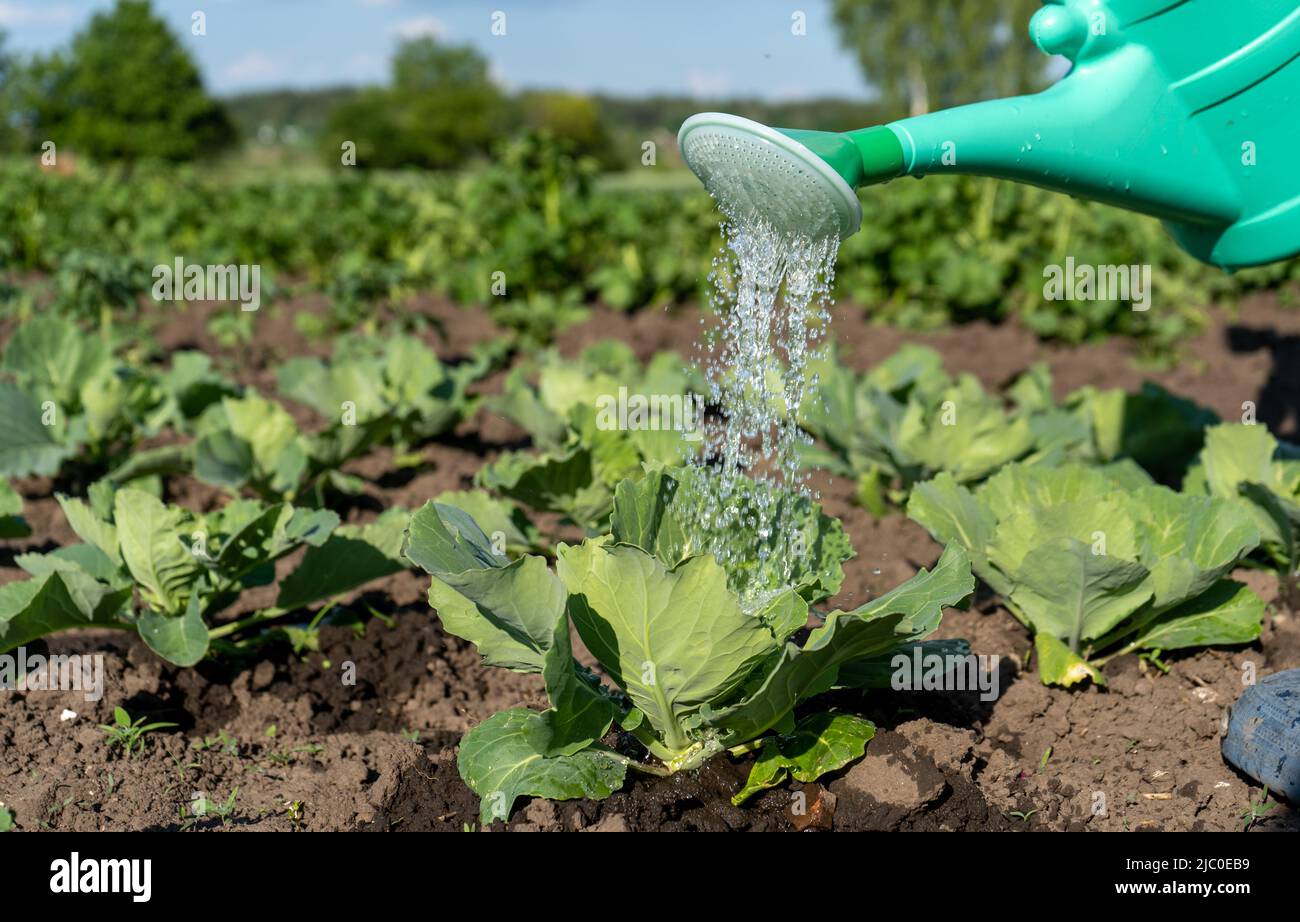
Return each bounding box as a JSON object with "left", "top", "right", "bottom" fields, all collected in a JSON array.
[
  {"left": 0, "top": 485, "right": 408, "bottom": 665},
  {"left": 1184, "top": 423, "right": 1300, "bottom": 604},
  {"left": 406, "top": 466, "right": 973, "bottom": 823},
  {"left": 909, "top": 462, "right": 1264, "bottom": 686},
  {"left": 277, "top": 333, "right": 500, "bottom": 453},
  {"left": 478, "top": 342, "right": 700, "bottom": 530},
  {"left": 799, "top": 344, "right": 1216, "bottom": 515},
  {"left": 0, "top": 316, "right": 235, "bottom": 480}
]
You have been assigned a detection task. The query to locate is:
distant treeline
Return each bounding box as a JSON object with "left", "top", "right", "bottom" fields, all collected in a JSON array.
[
  {"left": 226, "top": 87, "right": 891, "bottom": 163},
  {"left": 223, "top": 87, "right": 362, "bottom": 145},
  {"left": 0, "top": 0, "right": 1042, "bottom": 171}
]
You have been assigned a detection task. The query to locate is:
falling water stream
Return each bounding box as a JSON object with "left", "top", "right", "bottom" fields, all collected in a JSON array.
[{"left": 683, "top": 213, "right": 840, "bottom": 607}]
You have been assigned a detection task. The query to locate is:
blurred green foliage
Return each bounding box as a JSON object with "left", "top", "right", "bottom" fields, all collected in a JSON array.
[
  {"left": 838, "top": 176, "right": 1294, "bottom": 354},
  {"left": 517, "top": 91, "right": 620, "bottom": 170},
  {"left": 1, "top": 134, "right": 1295, "bottom": 352}
]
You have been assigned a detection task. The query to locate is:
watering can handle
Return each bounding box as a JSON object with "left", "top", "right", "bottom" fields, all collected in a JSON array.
[{"left": 865, "top": 0, "right": 1300, "bottom": 268}]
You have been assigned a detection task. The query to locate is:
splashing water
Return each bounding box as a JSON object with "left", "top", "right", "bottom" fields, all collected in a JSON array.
[{"left": 683, "top": 214, "right": 839, "bottom": 606}]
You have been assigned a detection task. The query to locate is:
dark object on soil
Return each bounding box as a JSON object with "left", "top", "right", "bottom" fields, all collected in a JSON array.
[{"left": 1222, "top": 669, "right": 1300, "bottom": 802}]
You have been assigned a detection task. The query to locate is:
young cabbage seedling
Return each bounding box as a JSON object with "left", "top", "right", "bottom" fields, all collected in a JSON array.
[{"left": 407, "top": 465, "right": 974, "bottom": 823}]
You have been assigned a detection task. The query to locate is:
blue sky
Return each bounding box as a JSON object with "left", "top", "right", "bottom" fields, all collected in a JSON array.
[{"left": 0, "top": 0, "right": 875, "bottom": 99}]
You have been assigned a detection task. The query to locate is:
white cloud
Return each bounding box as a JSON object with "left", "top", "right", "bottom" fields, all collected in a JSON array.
[
  {"left": 392, "top": 15, "right": 446, "bottom": 40},
  {"left": 0, "top": 2, "right": 76, "bottom": 27},
  {"left": 222, "top": 51, "right": 286, "bottom": 84},
  {"left": 685, "top": 69, "right": 732, "bottom": 98}
]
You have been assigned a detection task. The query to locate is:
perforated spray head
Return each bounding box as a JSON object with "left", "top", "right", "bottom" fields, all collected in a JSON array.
[{"left": 678, "top": 113, "right": 864, "bottom": 240}]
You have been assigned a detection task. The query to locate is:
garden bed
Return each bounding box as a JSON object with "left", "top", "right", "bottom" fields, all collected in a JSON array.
[{"left": 3, "top": 292, "right": 1300, "bottom": 831}]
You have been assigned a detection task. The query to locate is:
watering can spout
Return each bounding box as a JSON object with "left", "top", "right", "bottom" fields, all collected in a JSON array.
[
  {"left": 878, "top": 74, "right": 1242, "bottom": 229},
  {"left": 680, "top": 0, "right": 1300, "bottom": 268},
  {"left": 772, "top": 125, "right": 906, "bottom": 190}
]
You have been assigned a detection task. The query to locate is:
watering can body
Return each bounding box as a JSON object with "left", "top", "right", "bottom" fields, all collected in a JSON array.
[{"left": 794, "top": 0, "right": 1300, "bottom": 268}]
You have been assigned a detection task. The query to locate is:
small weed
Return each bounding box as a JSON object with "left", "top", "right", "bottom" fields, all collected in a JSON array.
[
  {"left": 1008, "top": 809, "right": 1037, "bottom": 824},
  {"left": 266, "top": 742, "right": 324, "bottom": 766},
  {"left": 193, "top": 729, "right": 240, "bottom": 756},
  {"left": 183, "top": 788, "right": 240, "bottom": 831},
  {"left": 1242, "top": 789, "right": 1278, "bottom": 831},
  {"left": 99, "top": 707, "right": 176, "bottom": 759},
  {"left": 1036, "top": 746, "right": 1052, "bottom": 774},
  {"left": 285, "top": 800, "right": 304, "bottom": 830},
  {"left": 166, "top": 747, "right": 202, "bottom": 783},
  {"left": 46, "top": 784, "right": 75, "bottom": 822},
  {"left": 1138, "top": 649, "right": 1171, "bottom": 674},
  {"left": 366, "top": 605, "right": 397, "bottom": 629}
]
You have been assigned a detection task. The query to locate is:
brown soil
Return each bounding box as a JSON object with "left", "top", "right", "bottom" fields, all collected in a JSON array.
[{"left": 4, "top": 291, "right": 1300, "bottom": 832}]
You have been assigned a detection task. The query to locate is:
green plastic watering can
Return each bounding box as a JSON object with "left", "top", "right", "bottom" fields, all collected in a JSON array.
[{"left": 679, "top": 0, "right": 1300, "bottom": 268}]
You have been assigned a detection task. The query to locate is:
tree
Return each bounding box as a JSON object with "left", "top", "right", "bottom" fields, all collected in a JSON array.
[
  {"left": 0, "top": 31, "right": 38, "bottom": 153},
  {"left": 323, "top": 37, "right": 507, "bottom": 169},
  {"left": 0, "top": 32, "right": 20, "bottom": 151},
  {"left": 29, "top": 0, "right": 234, "bottom": 161},
  {"left": 830, "top": 0, "right": 1047, "bottom": 116}
]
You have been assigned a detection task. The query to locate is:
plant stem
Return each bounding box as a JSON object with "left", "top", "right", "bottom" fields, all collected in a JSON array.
[
  {"left": 1092, "top": 640, "right": 1141, "bottom": 668},
  {"left": 207, "top": 607, "right": 289, "bottom": 640},
  {"left": 594, "top": 747, "right": 672, "bottom": 777},
  {"left": 623, "top": 759, "right": 672, "bottom": 778},
  {"left": 625, "top": 722, "right": 675, "bottom": 764},
  {"left": 727, "top": 739, "right": 765, "bottom": 757}
]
